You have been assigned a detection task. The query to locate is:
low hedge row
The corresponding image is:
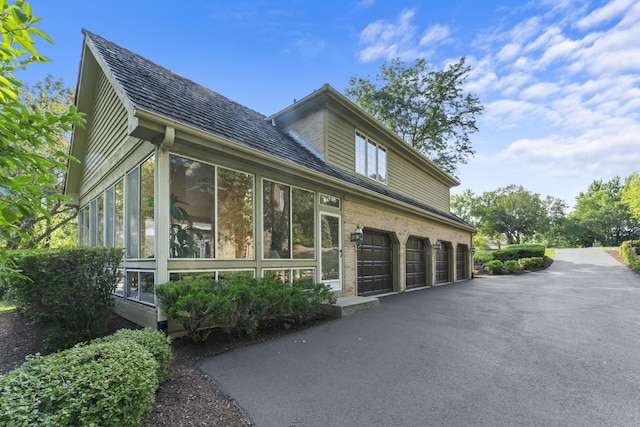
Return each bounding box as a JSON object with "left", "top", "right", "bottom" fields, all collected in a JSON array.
[
  {"left": 157, "top": 277, "right": 337, "bottom": 344},
  {"left": 621, "top": 240, "right": 640, "bottom": 272},
  {"left": 491, "top": 244, "right": 545, "bottom": 262},
  {"left": 0, "top": 328, "right": 171, "bottom": 426}
]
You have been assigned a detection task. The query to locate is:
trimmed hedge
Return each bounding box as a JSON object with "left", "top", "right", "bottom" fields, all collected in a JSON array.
[
  {"left": 491, "top": 244, "right": 545, "bottom": 262},
  {"left": 473, "top": 250, "right": 493, "bottom": 265},
  {"left": 0, "top": 340, "right": 158, "bottom": 426},
  {"left": 518, "top": 257, "right": 545, "bottom": 270},
  {"left": 486, "top": 260, "right": 503, "bottom": 275},
  {"left": 157, "top": 277, "right": 337, "bottom": 343},
  {"left": 94, "top": 328, "right": 173, "bottom": 384},
  {"left": 6, "top": 247, "right": 124, "bottom": 349},
  {"left": 504, "top": 260, "right": 520, "bottom": 274},
  {"left": 621, "top": 240, "right": 640, "bottom": 272}
]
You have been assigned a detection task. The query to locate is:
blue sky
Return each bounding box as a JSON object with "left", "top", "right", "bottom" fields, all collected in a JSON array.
[{"left": 19, "top": 0, "right": 640, "bottom": 209}]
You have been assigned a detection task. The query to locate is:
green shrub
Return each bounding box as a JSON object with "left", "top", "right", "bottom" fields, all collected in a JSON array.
[
  {"left": 473, "top": 250, "right": 493, "bottom": 265},
  {"left": 486, "top": 260, "right": 503, "bottom": 275},
  {"left": 0, "top": 340, "right": 158, "bottom": 426},
  {"left": 504, "top": 260, "right": 520, "bottom": 274},
  {"left": 517, "top": 257, "right": 545, "bottom": 269},
  {"left": 6, "top": 247, "right": 124, "bottom": 350},
  {"left": 621, "top": 240, "right": 640, "bottom": 273},
  {"left": 492, "top": 244, "right": 545, "bottom": 262},
  {"left": 156, "top": 277, "right": 337, "bottom": 344},
  {"left": 94, "top": 328, "right": 173, "bottom": 384}
]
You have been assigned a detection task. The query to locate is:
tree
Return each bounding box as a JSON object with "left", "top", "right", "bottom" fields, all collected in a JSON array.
[
  {"left": 570, "top": 177, "right": 640, "bottom": 246},
  {"left": 345, "top": 57, "right": 483, "bottom": 176},
  {"left": 0, "top": 1, "right": 84, "bottom": 246},
  {"left": 621, "top": 171, "right": 640, "bottom": 220},
  {"left": 2, "top": 76, "right": 78, "bottom": 249},
  {"left": 477, "top": 185, "right": 547, "bottom": 245}
]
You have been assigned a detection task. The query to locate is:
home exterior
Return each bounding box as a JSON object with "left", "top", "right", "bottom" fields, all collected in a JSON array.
[{"left": 65, "top": 30, "right": 475, "bottom": 332}]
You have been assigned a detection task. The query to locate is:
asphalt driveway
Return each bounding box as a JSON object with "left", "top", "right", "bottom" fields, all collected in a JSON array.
[{"left": 199, "top": 248, "right": 640, "bottom": 426}]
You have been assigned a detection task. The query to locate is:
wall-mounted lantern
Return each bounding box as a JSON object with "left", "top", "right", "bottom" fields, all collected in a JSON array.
[
  {"left": 434, "top": 240, "right": 442, "bottom": 253},
  {"left": 471, "top": 246, "right": 477, "bottom": 253},
  {"left": 350, "top": 225, "right": 364, "bottom": 247}
]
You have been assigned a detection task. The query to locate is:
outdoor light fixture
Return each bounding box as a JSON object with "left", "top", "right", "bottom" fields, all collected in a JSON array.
[
  {"left": 434, "top": 240, "right": 442, "bottom": 252},
  {"left": 350, "top": 225, "right": 364, "bottom": 247}
]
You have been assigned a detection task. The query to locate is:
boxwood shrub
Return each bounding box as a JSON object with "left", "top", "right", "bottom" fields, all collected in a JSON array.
[
  {"left": 473, "top": 250, "right": 493, "bottom": 265},
  {"left": 504, "top": 260, "right": 520, "bottom": 274},
  {"left": 492, "top": 244, "right": 545, "bottom": 262},
  {"left": 157, "top": 276, "right": 336, "bottom": 343},
  {"left": 0, "top": 340, "right": 158, "bottom": 426},
  {"left": 621, "top": 240, "right": 640, "bottom": 272},
  {"left": 518, "top": 257, "right": 545, "bottom": 270},
  {"left": 94, "top": 328, "right": 173, "bottom": 384},
  {"left": 486, "top": 259, "right": 504, "bottom": 275},
  {"left": 5, "top": 247, "right": 124, "bottom": 349}
]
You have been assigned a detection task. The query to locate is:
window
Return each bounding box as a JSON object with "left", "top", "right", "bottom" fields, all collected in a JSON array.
[
  {"left": 126, "top": 270, "right": 155, "bottom": 304},
  {"left": 263, "top": 180, "right": 315, "bottom": 259},
  {"left": 126, "top": 157, "right": 155, "bottom": 259},
  {"left": 263, "top": 268, "right": 315, "bottom": 284},
  {"left": 355, "top": 131, "right": 387, "bottom": 184},
  {"left": 320, "top": 194, "right": 341, "bottom": 209},
  {"left": 169, "top": 270, "right": 254, "bottom": 282},
  {"left": 169, "top": 154, "right": 254, "bottom": 259},
  {"left": 79, "top": 205, "right": 90, "bottom": 246}
]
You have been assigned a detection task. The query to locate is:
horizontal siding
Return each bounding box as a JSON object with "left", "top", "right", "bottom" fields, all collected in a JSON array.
[
  {"left": 326, "top": 109, "right": 451, "bottom": 212},
  {"left": 285, "top": 109, "right": 325, "bottom": 157},
  {"left": 81, "top": 72, "right": 129, "bottom": 192}
]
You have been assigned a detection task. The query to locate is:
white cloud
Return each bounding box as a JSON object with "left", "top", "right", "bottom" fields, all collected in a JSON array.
[
  {"left": 419, "top": 24, "right": 451, "bottom": 46},
  {"left": 520, "top": 82, "right": 560, "bottom": 100},
  {"left": 576, "top": 0, "right": 635, "bottom": 29}
]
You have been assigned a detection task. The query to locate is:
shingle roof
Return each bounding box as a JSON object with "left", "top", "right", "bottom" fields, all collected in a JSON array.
[{"left": 83, "top": 29, "right": 471, "bottom": 229}]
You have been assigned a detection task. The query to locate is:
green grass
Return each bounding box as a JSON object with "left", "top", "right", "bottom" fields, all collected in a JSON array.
[
  {"left": 0, "top": 300, "right": 16, "bottom": 311},
  {"left": 545, "top": 248, "right": 557, "bottom": 259}
]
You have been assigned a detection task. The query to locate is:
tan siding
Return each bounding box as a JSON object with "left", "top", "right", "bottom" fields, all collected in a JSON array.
[
  {"left": 81, "top": 72, "right": 129, "bottom": 193},
  {"left": 284, "top": 109, "right": 325, "bottom": 157},
  {"left": 325, "top": 109, "right": 451, "bottom": 212}
]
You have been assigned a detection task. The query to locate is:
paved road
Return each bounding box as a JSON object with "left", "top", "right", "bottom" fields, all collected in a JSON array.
[{"left": 199, "top": 249, "right": 640, "bottom": 426}]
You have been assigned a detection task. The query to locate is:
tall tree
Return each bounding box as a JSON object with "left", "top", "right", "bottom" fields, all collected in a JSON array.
[
  {"left": 2, "top": 76, "right": 78, "bottom": 249},
  {"left": 477, "top": 185, "right": 547, "bottom": 245},
  {"left": 570, "top": 177, "right": 640, "bottom": 246},
  {"left": 0, "top": 1, "right": 84, "bottom": 248},
  {"left": 345, "top": 57, "right": 483, "bottom": 176},
  {"left": 621, "top": 171, "right": 640, "bottom": 220}
]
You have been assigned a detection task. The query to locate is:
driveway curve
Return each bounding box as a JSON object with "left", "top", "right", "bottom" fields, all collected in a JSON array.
[{"left": 199, "top": 249, "right": 640, "bottom": 426}]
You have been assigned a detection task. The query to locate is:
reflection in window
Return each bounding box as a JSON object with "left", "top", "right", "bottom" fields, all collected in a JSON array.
[
  {"left": 169, "top": 270, "right": 254, "bottom": 282},
  {"left": 263, "top": 181, "right": 290, "bottom": 259},
  {"left": 355, "top": 132, "right": 366, "bottom": 175},
  {"left": 125, "top": 166, "right": 140, "bottom": 258},
  {"left": 320, "top": 194, "right": 341, "bottom": 209},
  {"left": 292, "top": 188, "right": 315, "bottom": 259},
  {"left": 354, "top": 131, "right": 387, "bottom": 184},
  {"left": 169, "top": 155, "right": 255, "bottom": 259},
  {"left": 140, "top": 158, "right": 155, "bottom": 258},
  {"left": 115, "top": 180, "right": 124, "bottom": 248},
  {"left": 218, "top": 167, "right": 253, "bottom": 259},
  {"left": 126, "top": 270, "right": 155, "bottom": 304},
  {"left": 169, "top": 155, "right": 214, "bottom": 258},
  {"left": 263, "top": 180, "right": 315, "bottom": 260},
  {"left": 97, "top": 194, "right": 104, "bottom": 246},
  {"left": 263, "top": 268, "right": 315, "bottom": 284},
  {"left": 114, "top": 269, "right": 124, "bottom": 296}
]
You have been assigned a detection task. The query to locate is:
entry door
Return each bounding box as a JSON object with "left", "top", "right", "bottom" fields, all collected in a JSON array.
[
  {"left": 358, "top": 231, "right": 393, "bottom": 296},
  {"left": 320, "top": 213, "right": 342, "bottom": 290}
]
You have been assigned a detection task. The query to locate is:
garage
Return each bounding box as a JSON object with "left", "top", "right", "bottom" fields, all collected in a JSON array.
[
  {"left": 358, "top": 231, "right": 393, "bottom": 296},
  {"left": 406, "top": 237, "right": 429, "bottom": 289},
  {"left": 456, "top": 244, "right": 467, "bottom": 280},
  {"left": 435, "top": 242, "right": 450, "bottom": 284}
]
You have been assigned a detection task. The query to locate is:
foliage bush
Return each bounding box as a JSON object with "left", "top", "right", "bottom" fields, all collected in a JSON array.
[
  {"left": 0, "top": 340, "right": 158, "bottom": 427},
  {"left": 486, "top": 260, "right": 503, "bottom": 275},
  {"left": 156, "top": 277, "right": 337, "bottom": 344},
  {"left": 621, "top": 240, "right": 640, "bottom": 272},
  {"left": 94, "top": 328, "right": 173, "bottom": 384},
  {"left": 518, "top": 257, "right": 545, "bottom": 270},
  {"left": 5, "top": 247, "right": 124, "bottom": 349},
  {"left": 504, "top": 260, "right": 520, "bottom": 274},
  {"left": 492, "top": 244, "right": 545, "bottom": 262},
  {"left": 473, "top": 250, "right": 493, "bottom": 265}
]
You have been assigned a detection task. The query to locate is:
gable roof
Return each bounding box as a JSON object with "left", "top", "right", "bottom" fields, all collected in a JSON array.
[{"left": 81, "top": 29, "right": 472, "bottom": 230}]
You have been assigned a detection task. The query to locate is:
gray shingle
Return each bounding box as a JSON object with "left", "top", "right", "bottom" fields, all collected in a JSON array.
[{"left": 83, "top": 29, "right": 470, "bottom": 228}]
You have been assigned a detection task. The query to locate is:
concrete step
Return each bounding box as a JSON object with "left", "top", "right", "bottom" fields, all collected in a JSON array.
[{"left": 331, "top": 296, "right": 379, "bottom": 318}]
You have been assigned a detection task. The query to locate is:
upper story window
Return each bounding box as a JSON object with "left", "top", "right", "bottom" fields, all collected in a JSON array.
[{"left": 355, "top": 131, "right": 387, "bottom": 184}]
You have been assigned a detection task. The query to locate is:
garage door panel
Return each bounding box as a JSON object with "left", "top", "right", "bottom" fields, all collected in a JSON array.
[
  {"left": 406, "top": 237, "right": 428, "bottom": 289},
  {"left": 358, "top": 231, "right": 393, "bottom": 296}
]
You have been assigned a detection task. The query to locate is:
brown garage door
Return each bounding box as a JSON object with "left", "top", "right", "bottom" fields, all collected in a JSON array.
[
  {"left": 406, "top": 237, "right": 427, "bottom": 289},
  {"left": 358, "top": 231, "right": 393, "bottom": 296},
  {"left": 436, "top": 242, "right": 450, "bottom": 284},
  {"left": 456, "top": 245, "right": 467, "bottom": 280}
]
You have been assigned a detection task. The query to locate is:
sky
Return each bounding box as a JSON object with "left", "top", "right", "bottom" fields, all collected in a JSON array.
[{"left": 18, "top": 0, "right": 640, "bottom": 210}]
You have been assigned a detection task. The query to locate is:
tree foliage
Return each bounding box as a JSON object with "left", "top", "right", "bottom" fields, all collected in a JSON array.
[
  {"left": 621, "top": 171, "right": 640, "bottom": 220},
  {"left": 0, "top": 1, "right": 84, "bottom": 247},
  {"left": 345, "top": 57, "right": 483, "bottom": 176}
]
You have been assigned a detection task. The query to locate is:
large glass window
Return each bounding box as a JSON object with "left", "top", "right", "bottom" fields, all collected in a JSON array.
[
  {"left": 125, "top": 157, "right": 155, "bottom": 259},
  {"left": 218, "top": 167, "right": 254, "bottom": 259},
  {"left": 169, "top": 154, "right": 254, "bottom": 259},
  {"left": 115, "top": 180, "right": 124, "bottom": 248},
  {"left": 263, "top": 268, "right": 315, "bottom": 284},
  {"left": 126, "top": 270, "right": 155, "bottom": 304},
  {"left": 263, "top": 180, "right": 315, "bottom": 259},
  {"left": 354, "top": 131, "right": 387, "bottom": 184},
  {"left": 125, "top": 166, "right": 140, "bottom": 258},
  {"left": 97, "top": 194, "right": 104, "bottom": 246}
]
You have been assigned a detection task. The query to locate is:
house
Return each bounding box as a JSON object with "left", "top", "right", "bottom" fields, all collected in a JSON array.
[{"left": 65, "top": 30, "right": 476, "bottom": 331}]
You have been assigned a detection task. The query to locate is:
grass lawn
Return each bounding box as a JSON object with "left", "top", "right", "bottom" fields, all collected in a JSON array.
[
  {"left": 545, "top": 248, "right": 557, "bottom": 259},
  {"left": 0, "top": 300, "right": 16, "bottom": 311}
]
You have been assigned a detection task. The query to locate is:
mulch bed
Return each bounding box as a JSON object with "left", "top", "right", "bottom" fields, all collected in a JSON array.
[{"left": 0, "top": 309, "right": 330, "bottom": 426}]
